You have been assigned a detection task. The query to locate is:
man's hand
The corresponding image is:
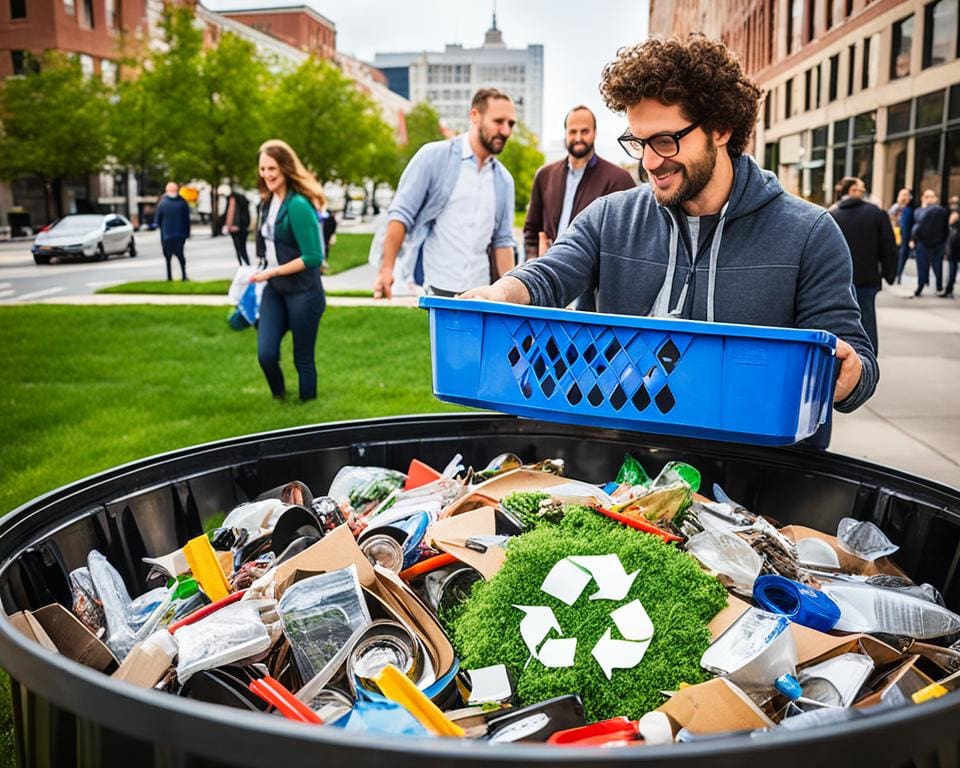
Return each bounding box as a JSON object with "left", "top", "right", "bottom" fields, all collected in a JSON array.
[
  {"left": 834, "top": 339, "right": 863, "bottom": 403},
  {"left": 459, "top": 275, "right": 531, "bottom": 304},
  {"left": 373, "top": 266, "right": 394, "bottom": 299}
]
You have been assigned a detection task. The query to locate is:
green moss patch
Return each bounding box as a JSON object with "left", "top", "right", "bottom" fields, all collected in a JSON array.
[{"left": 450, "top": 506, "right": 727, "bottom": 721}]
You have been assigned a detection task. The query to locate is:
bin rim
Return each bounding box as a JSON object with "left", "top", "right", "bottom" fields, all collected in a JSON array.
[
  {"left": 419, "top": 297, "right": 839, "bottom": 351},
  {"left": 1, "top": 413, "right": 959, "bottom": 767}
]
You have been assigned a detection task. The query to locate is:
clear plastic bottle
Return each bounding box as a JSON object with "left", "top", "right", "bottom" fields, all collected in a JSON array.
[{"left": 819, "top": 580, "right": 960, "bottom": 639}]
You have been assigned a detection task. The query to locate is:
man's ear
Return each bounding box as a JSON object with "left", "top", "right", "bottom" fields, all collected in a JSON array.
[
  {"left": 713, "top": 127, "right": 733, "bottom": 148},
  {"left": 469, "top": 108, "right": 481, "bottom": 128}
]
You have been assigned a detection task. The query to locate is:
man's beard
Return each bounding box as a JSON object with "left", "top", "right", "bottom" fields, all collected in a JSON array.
[
  {"left": 479, "top": 127, "right": 508, "bottom": 155},
  {"left": 566, "top": 139, "right": 594, "bottom": 159},
  {"left": 650, "top": 135, "right": 717, "bottom": 207}
]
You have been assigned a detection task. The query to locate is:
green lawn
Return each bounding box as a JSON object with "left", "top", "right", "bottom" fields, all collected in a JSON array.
[
  {"left": 327, "top": 232, "right": 373, "bottom": 273},
  {"left": 0, "top": 303, "right": 461, "bottom": 765},
  {"left": 98, "top": 281, "right": 373, "bottom": 298}
]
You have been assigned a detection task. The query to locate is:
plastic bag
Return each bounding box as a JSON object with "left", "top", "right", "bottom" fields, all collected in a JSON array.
[
  {"left": 615, "top": 453, "right": 651, "bottom": 487},
  {"left": 327, "top": 466, "right": 406, "bottom": 515},
  {"left": 222, "top": 499, "right": 287, "bottom": 535},
  {"left": 686, "top": 527, "right": 763, "bottom": 592},
  {"left": 87, "top": 550, "right": 137, "bottom": 660},
  {"left": 820, "top": 580, "right": 960, "bottom": 639},
  {"left": 69, "top": 566, "right": 104, "bottom": 634},
  {"left": 837, "top": 518, "right": 899, "bottom": 561},
  {"left": 174, "top": 600, "right": 274, "bottom": 684},
  {"left": 278, "top": 565, "right": 372, "bottom": 680}
]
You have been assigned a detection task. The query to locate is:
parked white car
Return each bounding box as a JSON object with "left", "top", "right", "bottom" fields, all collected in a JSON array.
[{"left": 32, "top": 214, "right": 136, "bottom": 265}]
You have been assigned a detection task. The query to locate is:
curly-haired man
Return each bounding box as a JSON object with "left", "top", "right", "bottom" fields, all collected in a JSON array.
[{"left": 463, "top": 35, "right": 877, "bottom": 429}]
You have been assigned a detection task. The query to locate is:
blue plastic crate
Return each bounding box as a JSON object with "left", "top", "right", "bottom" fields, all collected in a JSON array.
[{"left": 420, "top": 297, "right": 838, "bottom": 446}]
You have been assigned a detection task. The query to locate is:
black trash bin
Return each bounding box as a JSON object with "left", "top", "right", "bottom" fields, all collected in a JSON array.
[{"left": 2, "top": 413, "right": 960, "bottom": 768}]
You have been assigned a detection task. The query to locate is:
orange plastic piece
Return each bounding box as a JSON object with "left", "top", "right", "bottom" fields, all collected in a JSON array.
[
  {"left": 404, "top": 459, "right": 443, "bottom": 490},
  {"left": 399, "top": 552, "right": 459, "bottom": 581}
]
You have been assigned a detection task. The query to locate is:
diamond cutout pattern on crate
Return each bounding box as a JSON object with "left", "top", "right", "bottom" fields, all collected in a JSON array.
[{"left": 504, "top": 318, "right": 692, "bottom": 414}]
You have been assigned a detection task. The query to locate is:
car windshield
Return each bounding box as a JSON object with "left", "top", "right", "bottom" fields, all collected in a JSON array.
[{"left": 49, "top": 216, "right": 103, "bottom": 233}]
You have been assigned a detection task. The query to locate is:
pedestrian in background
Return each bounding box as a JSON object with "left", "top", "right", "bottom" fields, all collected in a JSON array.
[
  {"left": 888, "top": 188, "right": 914, "bottom": 285},
  {"left": 154, "top": 181, "right": 190, "bottom": 281},
  {"left": 317, "top": 203, "right": 337, "bottom": 273},
  {"left": 249, "top": 139, "right": 326, "bottom": 402},
  {"left": 224, "top": 187, "right": 251, "bottom": 266},
  {"left": 943, "top": 211, "right": 960, "bottom": 299},
  {"left": 373, "top": 88, "right": 517, "bottom": 298},
  {"left": 910, "top": 189, "right": 950, "bottom": 297},
  {"left": 523, "top": 105, "right": 635, "bottom": 310},
  {"left": 829, "top": 176, "right": 897, "bottom": 354}
]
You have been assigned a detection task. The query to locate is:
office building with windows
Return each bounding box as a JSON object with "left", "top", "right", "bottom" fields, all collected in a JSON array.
[
  {"left": 374, "top": 14, "right": 544, "bottom": 141},
  {"left": 649, "top": 0, "right": 960, "bottom": 207}
]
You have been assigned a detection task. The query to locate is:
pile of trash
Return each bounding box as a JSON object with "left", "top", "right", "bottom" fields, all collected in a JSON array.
[{"left": 10, "top": 451, "right": 960, "bottom": 747}]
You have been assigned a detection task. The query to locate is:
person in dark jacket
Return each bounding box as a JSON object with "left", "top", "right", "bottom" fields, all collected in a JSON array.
[
  {"left": 888, "top": 188, "right": 914, "bottom": 284},
  {"left": 944, "top": 211, "right": 960, "bottom": 299},
  {"left": 224, "top": 187, "right": 251, "bottom": 266},
  {"left": 154, "top": 181, "right": 191, "bottom": 281},
  {"left": 463, "top": 35, "right": 876, "bottom": 433},
  {"left": 250, "top": 139, "right": 326, "bottom": 401},
  {"left": 910, "top": 189, "right": 950, "bottom": 296},
  {"left": 828, "top": 177, "right": 896, "bottom": 354},
  {"left": 524, "top": 106, "right": 635, "bottom": 310}
]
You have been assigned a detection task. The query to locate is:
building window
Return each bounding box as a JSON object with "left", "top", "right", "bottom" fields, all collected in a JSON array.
[
  {"left": 764, "top": 91, "right": 772, "bottom": 129},
  {"left": 950, "top": 83, "right": 960, "bottom": 120},
  {"left": 834, "top": 119, "right": 849, "bottom": 144},
  {"left": 945, "top": 129, "right": 960, "bottom": 200},
  {"left": 861, "top": 37, "right": 871, "bottom": 89},
  {"left": 814, "top": 63, "right": 821, "bottom": 108},
  {"left": 10, "top": 50, "right": 38, "bottom": 75},
  {"left": 804, "top": 69, "right": 812, "bottom": 111},
  {"left": 10, "top": 0, "right": 25, "bottom": 18},
  {"left": 63, "top": 0, "right": 75, "bottom": 14},
  {"left": 786, "top": 77, "right": 794, "bottom": 117},
  {"left": 829, "top": 53, "right": 839, "bottom": 101},
  {"left": 788, "top": 0, "right": 803, "bottom": 54},
  {"left": 105, "top": 0, "right": 119, "bottom": 31},
  {"left": 810, "top": 126, "right": 828, "bottom": 205},
  {"left": 81, "top": 0, "right": 94, "bottom": 27},
  {"left": 806, "top": 0, "right": 817, "bottom": 43},
  {"left": 764, "top": 142, "right": 780, "bottom": 170},
  {"left": 888, "top": 99, "right": 913, "bottom": 135},
  {"left": 827, "top": 0, "right": 834, "bottom": 28},
  {"left": 923, "top": 0, "right": 958, "bottom": 69},
  {"left": 101, "top": 60, "right": 117, "bottom": 86},
  {"left": 916, "top": 132, "right": 944, "bottom": 193},
  {"left": 847, "top": 44, "right": 856, "bottom": 96},
  {"left": 852, "top": 112, "right": 876, "bottom": 191},
  {"left": 891, "top": 15, "right": 914, "bottom": 80},
  {"left": 917, "top": 89, "right": 946, "bottom": 128}
]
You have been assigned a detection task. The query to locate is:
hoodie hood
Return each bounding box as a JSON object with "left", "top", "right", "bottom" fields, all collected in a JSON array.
[{"left": 651, "top": 154, "right": 784, "bottom": 321}]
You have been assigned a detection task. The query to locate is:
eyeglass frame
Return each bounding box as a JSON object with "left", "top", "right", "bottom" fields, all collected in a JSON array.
[{"left": 617, "top": 120, "right": 704, "bottom": 160}]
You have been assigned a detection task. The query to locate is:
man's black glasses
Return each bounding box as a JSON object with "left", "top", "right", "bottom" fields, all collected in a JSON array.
[{"left": 618, "top": 121, "right": 702, "bottom": 160}]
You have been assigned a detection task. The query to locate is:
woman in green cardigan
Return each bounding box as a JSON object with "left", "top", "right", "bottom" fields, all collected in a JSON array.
[{"left": 250, "top": 139, "right": 326, "bottom": 401}]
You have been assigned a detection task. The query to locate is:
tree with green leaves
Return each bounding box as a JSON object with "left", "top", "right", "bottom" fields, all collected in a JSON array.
[
  {"left": 499, "top": 122, "right": 545, "bottom": 213},
  {"left": 0, "top": 52, "right": 110, "bottom": 223},
  {"left": 401, "top": 101, "right": 444, "bottom": 165},
  {"left": 269, "top": 57, "right": 397, "bottom": 187}
]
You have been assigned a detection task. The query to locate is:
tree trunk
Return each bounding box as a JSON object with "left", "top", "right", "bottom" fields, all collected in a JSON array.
[
  {"left": 42, "top": 176, "right": 53, "bottom": 225},
  {"left": 210, "top": 185, "right": 220, "bottom": 236}
]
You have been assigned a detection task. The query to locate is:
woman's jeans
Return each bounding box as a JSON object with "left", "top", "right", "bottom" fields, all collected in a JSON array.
[{"left": 257, "top": 283, "right": 325, "bottom": 400}]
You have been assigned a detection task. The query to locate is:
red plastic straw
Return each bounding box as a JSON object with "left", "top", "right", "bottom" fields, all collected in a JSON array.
[
  {"left": 261, "top": 676, "right": 323, "bottom": 724},
  {"left": 591, "top": 505, "right": 683, "bottom": 543},
  {"left": 249, "top": 680, "right": 307, "bottom": 722},
  {"left": 167, "top": 589, "right": 246, "bottom": 634}
]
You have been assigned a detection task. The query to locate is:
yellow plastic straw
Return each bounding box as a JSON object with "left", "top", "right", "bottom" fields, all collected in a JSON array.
[
  {"left": 374, "top": 664, "right": 465, "bottom": 738},
  {"left": 182, "top": 534, "right": 231, "bottom": 602}
]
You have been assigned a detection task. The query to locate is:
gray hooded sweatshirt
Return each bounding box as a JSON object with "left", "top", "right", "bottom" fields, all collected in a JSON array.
[{"left": 510, "top": 153, "right": 877, "bottom": 413}]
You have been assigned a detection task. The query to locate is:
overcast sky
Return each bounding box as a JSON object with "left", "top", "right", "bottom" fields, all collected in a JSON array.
[{"left": 202, "top": 0, "right": 650, "bottom": 159}]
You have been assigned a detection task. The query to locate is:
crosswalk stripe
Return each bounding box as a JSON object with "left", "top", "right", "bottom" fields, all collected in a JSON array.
[{"left": 15, "top": 286, "right": 64, "bottom": 301}]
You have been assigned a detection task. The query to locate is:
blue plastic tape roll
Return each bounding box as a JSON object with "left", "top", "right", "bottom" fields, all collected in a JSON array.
[{"left": 753, "top": 574, "right": 841, "bottom": 632}]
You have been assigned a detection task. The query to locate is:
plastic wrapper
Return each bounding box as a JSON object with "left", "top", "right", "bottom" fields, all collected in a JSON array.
[
  {"left": 820, "top": 580, "right": 960, "bottom": 639},
  {"left": 328, "top": 466, "right": 406, "bottom": 516},
  {"left": 277, "top": 565, "right": 372, "bottom": 681},
  {"left": 126, "top": 587, "right": 171, "bottom": 633},
  {"left": 866, "top": 575, "right": 945, "bottom": 605},
  {"left": 702, "top": 608, "right": 797, "bottom": 696},
  {"left": 336, "top": 699, "right": 428, "bottom": 736},
  {"left": 174, "top": 600, "right": 275, "bottom": 684},
  {"left": 87, "top": 550, "right": 137, "bottom": 660},
  {"left": 837, "top": 518, "right": 899, "bottom": 561},
  {"left": 221, "top": 499, "right": 287, "bottom": 535},
  {"left": 615, "top": 453, "right": 651, "bottom": 487},
  {"left": 686, "top": 527, "right": 763, "bottom": 592},
  {"left": 69, "top": 566, "right": 104, "bottom": 634}
]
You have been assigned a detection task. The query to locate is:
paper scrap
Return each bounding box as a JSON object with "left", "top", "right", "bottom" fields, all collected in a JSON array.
[
  {"left": 610, "top": 599, "right": 654, "bottom": 641},
  {"left": 513, "top": 605, "right": 562, "bottom": 657},
  {"left": 591, "top": 629, "right": 652, "bottom": 680},
  {"left": 541, "top": 559, "right": 593, "bottom": 605},
  {"left": 538, "top": 638, "right": 578, "bottom": 667},
  {"left": 568, "top": 554, "right": 639, "bottom": 601}
]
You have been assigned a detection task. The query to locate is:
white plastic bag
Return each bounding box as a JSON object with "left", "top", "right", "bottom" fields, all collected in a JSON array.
[{"left": 174, "top": 600, "right": 274, "bottom": 683}]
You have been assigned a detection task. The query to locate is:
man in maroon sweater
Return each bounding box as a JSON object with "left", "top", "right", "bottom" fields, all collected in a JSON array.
[{"left": 523, "top": 105, "right": 635, "bottom": 309}]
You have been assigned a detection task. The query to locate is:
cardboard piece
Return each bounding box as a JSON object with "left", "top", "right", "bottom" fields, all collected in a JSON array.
[
  {"left": 709, "top": 595, "right": 902, "bottom": 668},
  {"left": 427, "top": 506, "right": 506, "bottom": 580},
  {"left": 112, "top": 632, "right": 177, "bottom": 688},
  {"left": 781, "top": 525, "right": 908, "bottom": 579},
  {"left": 10, "top": 604, "right": 118, "bottom": 673},
  {"left": 854, "top": 655, "right": 936, "bottom": 708},
  {"left": 657, "top": 678, "right": 774, "bottom": 734}
]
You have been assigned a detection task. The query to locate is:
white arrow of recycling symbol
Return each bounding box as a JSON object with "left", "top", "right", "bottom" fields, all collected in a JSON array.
[{"left": 514, "top": 555, "right": 654, "bottom": 677}]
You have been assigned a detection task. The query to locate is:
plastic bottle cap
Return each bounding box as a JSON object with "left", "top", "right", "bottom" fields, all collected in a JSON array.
[{"left": 775, "top": 673, "right": 803, "bottom": 700}]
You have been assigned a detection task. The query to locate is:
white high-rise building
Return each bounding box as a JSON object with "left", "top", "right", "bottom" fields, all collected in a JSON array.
[{"left": 374, "top": 14, "right": 544, "bottom": 143}]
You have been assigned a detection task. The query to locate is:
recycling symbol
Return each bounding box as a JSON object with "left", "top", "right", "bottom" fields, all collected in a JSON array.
[{"left": 513, "top": 554, "right": 654, "bottom": 679}]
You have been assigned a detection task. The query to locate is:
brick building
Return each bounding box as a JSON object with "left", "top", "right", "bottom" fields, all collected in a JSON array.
[
  {"left": 650, "top": 0, "right": 960, "bottom": 208},
  {"left": 219, "top": 4, "right": 335, "bottom": 59}
]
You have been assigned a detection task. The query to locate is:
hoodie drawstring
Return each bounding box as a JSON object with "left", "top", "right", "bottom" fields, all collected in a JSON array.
[{"left": 651, "top": 202, "right": 729, "bottom": 322}]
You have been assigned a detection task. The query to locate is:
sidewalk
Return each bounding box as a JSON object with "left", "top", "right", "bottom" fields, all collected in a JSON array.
[{"left": 24, "top": 260, "right": 960, "bottom": 488}]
